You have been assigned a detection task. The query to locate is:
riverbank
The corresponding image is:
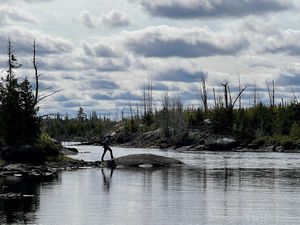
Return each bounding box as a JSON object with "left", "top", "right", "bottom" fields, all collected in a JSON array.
[{"left": 113, "top": 128, "right": 300, "bottom": 153}]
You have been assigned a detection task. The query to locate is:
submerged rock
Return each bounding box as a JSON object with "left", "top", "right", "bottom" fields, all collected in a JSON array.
[
  {"left": 1, "top": 163, "right": 56, "bottom": 178},
  {"left": 0, "top": 192, "right": 23, "bottom": 199},
  {"left": 106, "top": 154, "right": 184, "bottom": 168}
]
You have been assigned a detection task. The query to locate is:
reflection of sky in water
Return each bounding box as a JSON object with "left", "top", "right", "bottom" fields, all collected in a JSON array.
[{"left": 1, "top": 146, "right": 300, "bottom": 225}]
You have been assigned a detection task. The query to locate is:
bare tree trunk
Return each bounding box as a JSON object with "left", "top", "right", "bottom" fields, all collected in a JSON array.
[
  {"left": 200, "top": 71, "right": 208, "bottom": 113},
  {"left": 266, "top": 80, "right": 275, "bottom": 107},
  {"left": 272, "top": 80, "right": 275, "bottom": 107},
  {"left": 253, "top": 83, "right": 257, "bottom": 107},
  {"left": 291, "top": 86, "right": 298, "bottom": 104},
  {"left": 221, "top": 82, "right": 229, "bottom": 108},
  {"left": 238, "top": 72, "right": 242, "bottom": 109},
  {"left": 213, "top": 88, "right": 217, "bottom": 109},
  {"left": 33, "top": 39, "right": 39, "bottom": 106},
  {"left": 8, "top": 38, "right": 12, "bottom": 83},
  {"left": 143, "top": 83, "right": 147, "bottom": 116}
]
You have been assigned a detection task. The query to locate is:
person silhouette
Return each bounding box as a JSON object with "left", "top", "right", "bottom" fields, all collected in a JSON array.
[
  {"left": 101, "top": 168, "right": 114, "bottom": 192},
  {"left": 101, "top": 135, "right": 114, "bottom": 161}
]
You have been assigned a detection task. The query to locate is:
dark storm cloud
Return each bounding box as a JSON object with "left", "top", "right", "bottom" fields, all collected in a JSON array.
[
  {"left": 134, "top": 0, "right": 292, "bottom": 19},
  {"left": 124, "top": 26, "right": 247, "bottom": 58}
]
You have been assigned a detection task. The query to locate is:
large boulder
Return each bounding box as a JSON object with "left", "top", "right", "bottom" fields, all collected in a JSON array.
[
  {"left": 106, "top": 154, "right": 184, "bottom": 168},
  {"left": 1, "top": 145, "right": 45, "bottom": 163},
  {"left": 205, "top": 137, "right": 238, "bottom": 150}
]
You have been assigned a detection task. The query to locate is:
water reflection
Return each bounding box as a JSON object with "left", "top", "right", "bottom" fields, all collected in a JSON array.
[
  {"left": 101, "top": 168, "right": 114, "bottom": 192},
  {"left": 0, "top": 177, "right": 41, "bottom": 224},
  {"left": 1, "top": 147, "right": 300, "bottom": 224}
]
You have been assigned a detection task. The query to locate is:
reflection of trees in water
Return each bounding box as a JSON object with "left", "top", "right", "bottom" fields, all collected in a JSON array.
[
  {"left": 135, "top": 166, "right": 300, "bottom": 192},
  {"left": 0, "top": 176, "right": 58, "bottom": 224},
  {"left": 184, "top": 167, "right": 300, "bottom": 191},
  {"left": 101, "top": 168, "right": 114, "bottom": 192}
]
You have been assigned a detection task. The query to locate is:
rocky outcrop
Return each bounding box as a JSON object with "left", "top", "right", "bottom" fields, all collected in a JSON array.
[
  {"left": 204, "top": 137, "right": 238, "bottom": 150},
  {"left": 1, "top": 145, "right": 45, "bottom": 163},
  {"left": 106, "top": 154, "right": 184, "bottom": 168},
  {"left": 61, "top": 147, "right": 79, "bottom": 155},
  {"left": 0, "top": 163, "right": 56, "bottom": 178}
]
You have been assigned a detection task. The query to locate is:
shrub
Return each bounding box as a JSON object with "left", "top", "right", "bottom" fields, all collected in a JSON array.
[
  {"left": 35, "top": 133, "right": 61, "bottom": 157},
  {"left": 290, "top": 122, "right": 300, "bottom": 138}
]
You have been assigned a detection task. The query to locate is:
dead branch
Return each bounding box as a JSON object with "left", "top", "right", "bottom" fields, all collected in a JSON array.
[
  {"left": 232, "top": 86, "right": 248, "bottom": 108},
  {"left": 37, "top": 89, "right": 62, "bottom": 102}
]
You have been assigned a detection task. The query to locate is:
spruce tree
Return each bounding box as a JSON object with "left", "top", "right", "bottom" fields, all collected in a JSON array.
[{"left": 0, "top": 40, "right": 40, "bottom": 146}]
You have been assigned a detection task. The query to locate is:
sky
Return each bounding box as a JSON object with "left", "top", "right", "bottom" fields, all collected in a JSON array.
[{"left": 0, "top": 0, "right": 300, "bottom": 118}]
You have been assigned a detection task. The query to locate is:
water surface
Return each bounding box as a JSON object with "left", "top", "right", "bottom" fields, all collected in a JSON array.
[{"left": 1, "top": 146, "right": 300, "bottom": 225}]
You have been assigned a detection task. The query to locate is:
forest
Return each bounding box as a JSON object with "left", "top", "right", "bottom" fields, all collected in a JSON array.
[
  {"left": 42, "top": 80, "right": 300, "bottom": 150},
  {"left": 1, "top": 41, "right": 300, "bottom": 151}
]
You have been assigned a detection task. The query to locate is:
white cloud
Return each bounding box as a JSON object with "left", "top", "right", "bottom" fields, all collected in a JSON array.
[
  {"left": 133, "top": 0, "right": 293, "bottom": 19},
  {"left": 79, "top": 9, "right": 132, "bottom": 29},
  {"left": 0, "top": 5, "right": 36, "bottom": 25},
  {"left": 100, "top": 9, "right": 132, "bottom": 27},
  {"left": 263, "top": 29, "right": 300, "bottom": 55},
  {"left": 0, "top": 26, "right": 74, "bottom": 56},
  {"left": 121, "top": 25, "right": 247, "bottom": 57},
  {"left": 79, "top": 10, "right": 96, "bottom": 28}
]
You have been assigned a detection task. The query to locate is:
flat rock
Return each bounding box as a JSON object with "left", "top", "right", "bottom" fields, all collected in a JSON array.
[{"left": 107, "top": 154, "right": 184, "bottom": 168}]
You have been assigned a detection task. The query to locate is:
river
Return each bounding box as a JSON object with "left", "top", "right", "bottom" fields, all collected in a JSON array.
[{"left": 1, "top": 146, "right": 300, "bottom": 225}]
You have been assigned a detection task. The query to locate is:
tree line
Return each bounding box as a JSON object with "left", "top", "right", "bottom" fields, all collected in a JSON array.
[{"left": 1, "top": 41, "right": 300, "bottom": 150}]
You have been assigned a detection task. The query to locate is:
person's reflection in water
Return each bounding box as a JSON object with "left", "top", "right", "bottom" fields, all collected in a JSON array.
[{"left": 101, "top": 168, "right": 114, "bottom": 192}]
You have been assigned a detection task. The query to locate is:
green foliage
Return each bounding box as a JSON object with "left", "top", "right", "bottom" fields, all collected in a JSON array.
[
  {"left": 124, "top": 119, "right": 138, "bottom": 133},
  {"left": 42, "top": 113, "right": 116, "bottom": 142},
  {"left": 0, "top": 158, "right": 5, "bottom": 167},
  {"left": 290, "top": 122, "right": 300, "bottom": 138},
  {"left": 143, "top": 112, "right": 155, "bottom": 127},
  {"left": 35, "top": 133, "right": 61, "bottom": 157},
  {"left": 0, "top": 70, "right": 40, "bottom": 145},
  {"left": 209, "top": 107, "right": 233, "bottom": 134}
]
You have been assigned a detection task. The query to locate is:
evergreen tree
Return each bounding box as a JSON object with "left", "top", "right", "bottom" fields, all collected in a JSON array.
[{"left": 0, "top": 40, "right": 40, "bottom": 145}]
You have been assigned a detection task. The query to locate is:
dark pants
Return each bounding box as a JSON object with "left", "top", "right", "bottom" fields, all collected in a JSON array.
[{"left": 101, "top": 145, "right": 113, "bottom": 161}]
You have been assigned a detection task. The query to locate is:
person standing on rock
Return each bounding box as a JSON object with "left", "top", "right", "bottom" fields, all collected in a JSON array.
[{"left": 101, "top": 135, "right": 114, "bottom": 161}]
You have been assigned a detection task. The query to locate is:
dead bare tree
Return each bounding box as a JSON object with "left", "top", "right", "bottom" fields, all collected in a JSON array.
[
  {"left": 162, "top": 92, "right": 170, "bottom": 137},
  {"left": 231, "top": 86, "right": 247, "bottom": 108},
  {"left": 221, "top": 81, "right": 229, "bottom": 108},
  {"left": 238, "top": 71, "right": 242, "bottom": 109},
  {"left": 291, "top": 86, "right": 299, "bottom": 104},
  {"left": 7, "top": 38, "right": 22, "bottom": 83},
  {"left": 253, "top": 83, "right": 257, "bottom": 107},
  {"left": 32, "top": 40, "right": 62, "bottom": 106},
  {"left": 220, "top": 81, "right": 247, "bottom": 109},
  {"left": 199, "top": 71, "right": 208, "bottom": 113},
  {"left": 213, "top": 88, "right": 217, "bottom": 108},
  {"left": 142, "top": 77, "right": 153, "bottom": 116},
  {"left": 266, "top": 80, "right": 275, "bottom": 107}
]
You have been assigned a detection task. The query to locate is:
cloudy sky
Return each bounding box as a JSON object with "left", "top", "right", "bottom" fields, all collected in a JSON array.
[{"left": 0, "top": 0, "right": 299, "bottom": 117}]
